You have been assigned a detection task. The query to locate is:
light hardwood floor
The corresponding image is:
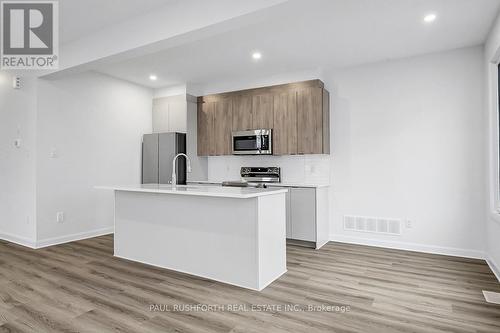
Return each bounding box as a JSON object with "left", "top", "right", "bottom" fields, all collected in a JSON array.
[{"left": 0, "top": 235, "right": 499, "bottom": 332}]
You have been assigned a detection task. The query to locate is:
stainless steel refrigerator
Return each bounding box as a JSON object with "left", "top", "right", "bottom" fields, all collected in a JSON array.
[{"left": 142, "top": 132, "right": 186, "bottom": 185}]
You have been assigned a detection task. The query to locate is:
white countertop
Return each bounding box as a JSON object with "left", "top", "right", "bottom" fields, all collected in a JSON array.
[
  {"left": 188, "top": 180, "right": 330, "bottom": 189},
  {"left": 96, "top": 184, "right": 288, "bottom": 199}
]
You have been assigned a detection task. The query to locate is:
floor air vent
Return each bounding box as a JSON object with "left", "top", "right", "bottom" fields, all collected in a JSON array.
[{"left": 344, "top": 215, "right": 401, "bottom": 235}]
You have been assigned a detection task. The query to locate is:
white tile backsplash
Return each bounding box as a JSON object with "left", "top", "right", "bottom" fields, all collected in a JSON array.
[{"left": 207, "top": 155, "right": 331, "bottom": 184}]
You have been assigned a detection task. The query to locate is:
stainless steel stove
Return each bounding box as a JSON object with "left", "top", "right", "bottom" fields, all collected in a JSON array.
[
  {"left": 221, "top": 167, "right": 281, "bottom": 188},
  {"left": 241, "top": 167, "right": 281, "bottom": 183}
]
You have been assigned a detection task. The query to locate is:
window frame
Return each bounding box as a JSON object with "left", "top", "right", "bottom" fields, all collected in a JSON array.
[{"left": 495, "top": 63, "right": 500, "bottom": 213}]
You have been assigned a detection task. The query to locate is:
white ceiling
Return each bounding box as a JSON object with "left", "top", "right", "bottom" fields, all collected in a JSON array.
[
  {"left": 59, "top": 0, "right": 175, "bottom": 43},
  {"left": 89, "top": 0, "right": 500, "bottom": 88}
]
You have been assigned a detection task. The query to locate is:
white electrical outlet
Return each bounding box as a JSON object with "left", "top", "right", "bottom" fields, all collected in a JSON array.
[
  {"left": 14, "top": 139, "right": 21, "bottom": 148},
  {"left": 56, "top": 212, "right": 64, "bottom": 223},
  {"left": 12, "top": 76, "right": 21, "bottom": 89},
  {"left": 405, "top": 219, "right": 413, "bottom": 228}
]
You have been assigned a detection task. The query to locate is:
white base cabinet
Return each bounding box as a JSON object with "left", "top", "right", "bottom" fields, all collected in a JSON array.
[
  {"left": 290, "top": 188, "right": 316, "bottom": 242},
  {"left": 272, "top": 186, "right": 329, "bottom": 249}
]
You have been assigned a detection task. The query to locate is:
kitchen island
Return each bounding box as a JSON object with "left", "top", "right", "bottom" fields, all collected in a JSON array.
[{"left": 98, "top": 184, "right": 288, "bottom": 291}]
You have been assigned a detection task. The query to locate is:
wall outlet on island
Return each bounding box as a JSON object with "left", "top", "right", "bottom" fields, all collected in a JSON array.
[
  {"left": 405, "top": 219, "right": 413, "bottom": 228},
  {"left": 56, "top": 212, "right": 64, "bottom": 223}
]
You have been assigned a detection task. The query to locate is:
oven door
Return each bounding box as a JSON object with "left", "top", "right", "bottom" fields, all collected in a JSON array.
[{"left": 232, "top": 129, "right": 272, "bottom": 155}]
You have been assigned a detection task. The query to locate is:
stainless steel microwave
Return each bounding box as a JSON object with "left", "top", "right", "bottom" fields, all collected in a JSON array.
[{"left": 232, "top": 129, "right": 272, "bottom": 155}]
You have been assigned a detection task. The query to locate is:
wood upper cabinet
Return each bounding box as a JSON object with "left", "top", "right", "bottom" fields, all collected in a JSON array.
[
  {"left": 252, "top": 94, "right": 273, "bottom": 129},
  {"left": 232, "top": 95, "right": 252, "bottom": 131},
  {"left": 197, "top": 79, "right": 330, "bottom": 156},
  {"left": 197, "top": 101, "right": 215, "bottom": 156},
  {"left": 273, "top": 91, "right": 297, "bottom": 155},
  {"left": 297, "top": 87, "right": 327, "bottom": 154},
  {"left": 214, "top": 98, "right": 233, "bottom": 155},
  {"left": 198, "top": 98, "right": 233, "bottom": 156}
]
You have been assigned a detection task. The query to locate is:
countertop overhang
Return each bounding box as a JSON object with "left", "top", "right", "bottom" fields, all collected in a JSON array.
[{"left": 96, "top": 184, "right": 288, "bottom": 199}]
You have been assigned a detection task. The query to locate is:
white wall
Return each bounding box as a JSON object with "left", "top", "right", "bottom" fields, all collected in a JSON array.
[
  {"left": 327, "top": 46, "right": 486, "bottom": 258},
  {"left": 154, "top": 85, "right": 187, "bottom": 98},
  {"left": 485, "top": 12, "right": 500, "bottom": 278},
  {"left": 0, "top": 72, "right": 37, "bottom": 246},
  {"left": 36, "top": 72, "right": 152, "bottom": 244},
  {"left": 194, "top": 68, "right": 325, "bottom": 96}
]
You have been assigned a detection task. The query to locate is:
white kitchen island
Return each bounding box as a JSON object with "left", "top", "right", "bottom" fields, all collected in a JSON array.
[{"left": 98, "top": 184, "right": 288, "bottom": 291}]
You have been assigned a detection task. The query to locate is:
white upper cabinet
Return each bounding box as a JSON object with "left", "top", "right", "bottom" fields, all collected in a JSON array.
[
  {"left": 168, "top": 99, "right": 187, "bottom": 133},
  {"left": 153, "top": 95, "right": 187, "bottom": 133},
  {"left": 152, "top": 98, "right": 169, "bottom": 133}
]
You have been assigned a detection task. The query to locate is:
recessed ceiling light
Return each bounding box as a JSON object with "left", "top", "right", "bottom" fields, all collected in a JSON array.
[
  {"left": 423, "top": 13, "right": 437, "bottom": 23},
  {"left": 149, "top": 74, "right": 157, "bottom": 81},
  {"left": 252, "top": 52, "right": 262, "bottom": 60}
]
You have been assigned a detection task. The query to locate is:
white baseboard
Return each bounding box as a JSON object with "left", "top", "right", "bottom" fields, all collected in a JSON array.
[
  {"left": 1, "top": 227, "right": 114, "bottom": 250},
  {"left": 36, "top": 227, "right": 114, "bottom": 248},
  {"left": 329, "top": 234, "right": 485, "bottom": 260},
  {"left": 487, "top": 257, "right": 500, "bottom": 283},
  {"left": 0, "top": 231, "right": 37, "bottom": 249}
]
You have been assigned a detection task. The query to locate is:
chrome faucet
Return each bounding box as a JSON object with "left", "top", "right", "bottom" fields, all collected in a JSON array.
[{"left": 171, "top": 153, "right": 192, "bottom": 188}]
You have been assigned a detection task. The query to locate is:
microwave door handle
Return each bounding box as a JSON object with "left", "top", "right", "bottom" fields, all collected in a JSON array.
[{"left": 256, "top": 135, "right": 262, "bottom": 151}]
